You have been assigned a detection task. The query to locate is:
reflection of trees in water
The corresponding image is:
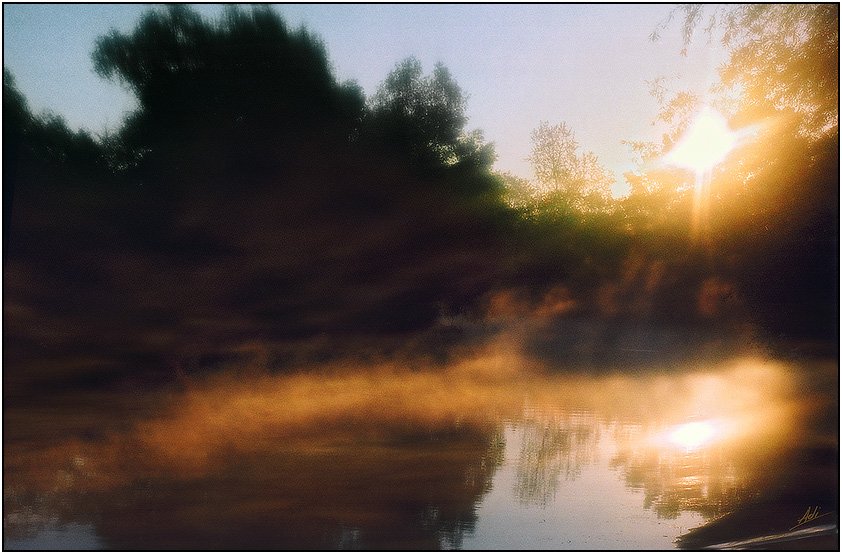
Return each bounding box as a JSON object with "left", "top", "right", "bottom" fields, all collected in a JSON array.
[
  {"left": 505, "top": 411, "right": 753, "bottom": 519},
  {"left": 609, "top": 424, "right": 750, "bottom": 520},
  {"left": 513, "top": 410, "right": 599, "bottom": 506},
  {"left": 422, "top": 427, "right": 507, "bottom": 549},
  {"left": 4, "top": 445, "right": 110, "bottom": 547},
  {"left": 4, "top": 425, "right": 506, "bottom": 550}
]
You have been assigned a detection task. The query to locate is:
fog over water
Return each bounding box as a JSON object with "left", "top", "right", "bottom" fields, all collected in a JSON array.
[{"left": 5, "top": 344, "right": 837, "bottom": 549}]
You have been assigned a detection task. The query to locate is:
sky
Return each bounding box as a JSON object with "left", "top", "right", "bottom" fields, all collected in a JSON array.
[{"left": 3, "top": 3, "right": 728, "bottom": 197}]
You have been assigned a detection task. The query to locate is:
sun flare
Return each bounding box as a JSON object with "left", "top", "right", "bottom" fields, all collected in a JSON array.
[{"left": 666, "top": 107, "right": 737, "bottom": 174}]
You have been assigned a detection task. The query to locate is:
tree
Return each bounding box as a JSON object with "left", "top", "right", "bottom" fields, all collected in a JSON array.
[
  {"left": 528, "top": 122, "right": 578, "bottom": 194},
  {"left": 646, "top": 4, "right": 840, "bottom": 342},
  {"left": 655, "top": 4, "right": 838, "bottom": 139},
  {"left": 527, "top": 121, "right": 613, "bottom": 211},
  {"left": 367, "top": 57, "right": 495, "bottom": 172},
  {"left": 4, "top": 69, "right": 107, "bottom": 253},
  {"left": 85, "top": 7, "right": 518, "bottom": 340},
  {"left": 3, "top": 69, "right": 29, "bottom": 252},
  {"left": 92, "top": 5, "right": 366, "bottom": 189}
]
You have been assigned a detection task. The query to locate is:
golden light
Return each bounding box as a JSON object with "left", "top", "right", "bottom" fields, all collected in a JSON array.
[
  {"left": 666, "top": 107, "right": 737, "bottom": 174},
  {"left": 663, "top": 107, "right": 739, "bottom": 244},
  {"left": 666, "top": 419, "right": 720, "bottom": 451}
]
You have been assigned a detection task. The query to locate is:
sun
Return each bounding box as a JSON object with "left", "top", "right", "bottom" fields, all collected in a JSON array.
[{"left": 665, "top": 107, "right": 737, "bottom": 174}]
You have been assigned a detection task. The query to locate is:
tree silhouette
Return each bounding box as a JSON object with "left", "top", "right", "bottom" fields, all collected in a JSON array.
[
  {"left": 3, "top": 69, "right": 28, "bottom": 254},
  {"left": 4, "top": 5, "right": 532, "bottom": 380},
  {"left": 3, "top": 69, "right": 109, "bottom": 259},
  {"left": 92, "top": 5, "right": 365, "bottom": 197},
  {"left": 369, "top": 58, "right": 465, "bottom": 158},
  {"left": 93, "top": 5, "right": 364, "bottom": 135}
]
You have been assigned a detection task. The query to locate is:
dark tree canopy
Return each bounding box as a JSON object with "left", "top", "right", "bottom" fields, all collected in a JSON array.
[
  {"left": 93, "top": 6, "right": 364, "bottom": 136},
  {"left": 366, "top": 57, "right": 496, "bottom": 175},
  {"left": 5, "top": 4, "right": 531, "bottom": 386},
  {"left": 4, "top": 69, "right": 107, "bottom": 257},
  {"left": 369, "top": 58, "right": 466, "bottom": 161},
  {"left": 91, "top": 4, "right": 366, "bottom": 198}
]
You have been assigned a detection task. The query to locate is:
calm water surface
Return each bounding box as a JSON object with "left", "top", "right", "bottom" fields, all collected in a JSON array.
[{"left": 4, "top": 356, "right": 838, "bottom": 550}]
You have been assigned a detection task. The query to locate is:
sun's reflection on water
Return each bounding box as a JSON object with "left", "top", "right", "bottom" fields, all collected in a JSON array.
[
  {"left": 502, "top": 407, "right": 756, "bottom": 524},
  {"left": 666, "top": 420, "right": 720, "bottom": 451},
  {"left": 4, "top": 355, "right": 835, "bottom": 550},
  {"left": 491, "top": 357, "right": 810, "bottom": 535}
]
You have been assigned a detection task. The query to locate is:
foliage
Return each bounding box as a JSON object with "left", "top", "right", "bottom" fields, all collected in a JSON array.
[
  {"left": 366, "top": 57, "right": 497, "bottom": 178},
  {"left": 93, "top": 5, "right": 364, "bottom": 133},
  {"left": 641, "top": 3, "right": 840, "bottom": 341},
  {"left": 4, "top": 70, "right": 112, "bottom": 257},
  {"left": 528, "top": 121, "right": 579, "bottom": 192},
  {"left": 5, "top": 5, "right": 525, "bottom": 383},
  {"left": 368, "top": 58, "right": 464, "bottom": 163},
  {"left": 527, "top": 121, "right": 614, "bottom": 212},
  {"left": 91, "top": 5, "right": 366, "bottom": 201},
  {"left": 656, "top": 4, "right": 838, "bottom": 139}
]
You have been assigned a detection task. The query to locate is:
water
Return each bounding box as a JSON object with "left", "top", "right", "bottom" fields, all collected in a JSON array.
[
  {"left": 460, "top": 419, "right": 707, "bottom": 550},
  {"left": 4, "top": 356, "right": 838, "bottom": 550}
]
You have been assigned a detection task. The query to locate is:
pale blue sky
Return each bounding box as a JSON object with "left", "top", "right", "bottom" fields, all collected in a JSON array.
[{"left": 3, "top": 4, "right": 727, "bottom": 196}]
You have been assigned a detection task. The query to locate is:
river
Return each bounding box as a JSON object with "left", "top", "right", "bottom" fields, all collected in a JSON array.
[{"left": 3, "top": 353, "right": 838, "bottom": 550}]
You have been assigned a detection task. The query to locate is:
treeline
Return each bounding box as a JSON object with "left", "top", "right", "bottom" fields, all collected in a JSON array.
[{"left": 4, "top": 6, "right": 837, "bottom": 388}]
